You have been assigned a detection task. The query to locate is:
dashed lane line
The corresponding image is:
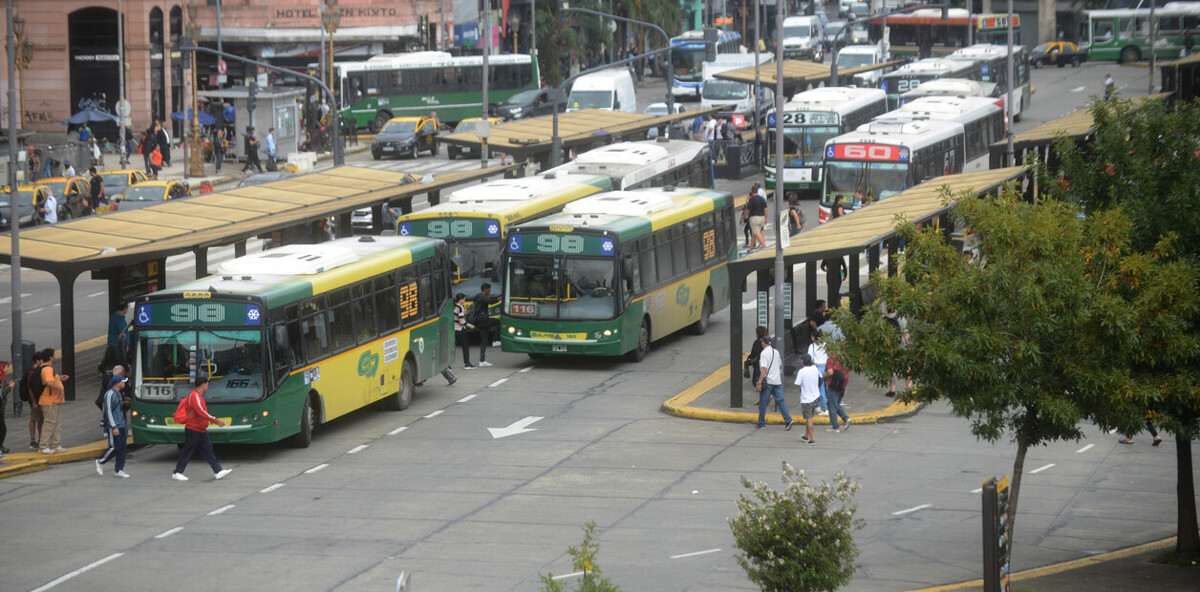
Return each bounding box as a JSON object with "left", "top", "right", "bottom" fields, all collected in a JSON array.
[
  {"left": 424, "top": 410, "right": 444, "bottom": 418},
  {"left": 347, "top": 444, "right": 369, "bottom": 454},
  {"left": 30, "top": 553, "right": 124, "bottom": 592},
  {"left": 154, "top": 527, "right": 184, "bottom": 539},
  {"left": 1030, "top": 463, "right": 1055, "bottom": 474},
  {"left": 207, "top": 504, "right": 235, "bottom": 516},
  {"left": 670, "top": 548, "right": 722, "bottom": 559},
  {"left": 259, "top": 483, "right": 286, "bottom": 494},
  {"left": 304, "top": 464, "right": 329, "bottom": 474},
  {"left": 892, "top": 504, "right": 931, "bottom": 516}
]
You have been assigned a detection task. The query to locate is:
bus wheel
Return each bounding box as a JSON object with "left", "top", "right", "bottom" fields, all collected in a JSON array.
[
  {"left": 690, "top": 294, "right": 713, "bottom": 335},
  {"left": 1120, "top": 46, "right": 1141, "bottom": 64},
  {"left": 386, "top": 360, "right": 415, "bottom": 411},
  {"left": 626, "top": 320, "right": 650, "bottom": 362},
  {"left": 370, "top": 112, "right": 391, "bottom": 134},
  {"left": 290, "top": 395, "right": 315, "bottom": 448}
]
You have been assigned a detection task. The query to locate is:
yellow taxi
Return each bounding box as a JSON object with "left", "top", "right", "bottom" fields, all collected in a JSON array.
[
  {"left": 114, "top": 179, "right": 193, "bottom": 211},
  {"left": 1030, "top": 41, "right": 1088, "bottom": 68},
  {"left": 447, "top": 117, "right": 502, "bottom": 160},
  {"left": 371, "top": 116, "right": 439, "bottom": 160},
  {"left": 97, "top": 168, "right": 149, "bottom": 199},
  {"left": 33, "top": 175, "right": 91, "bottom": 218},
  {"left": 0, "top": 184, "right": 53, "bottom": 229}
]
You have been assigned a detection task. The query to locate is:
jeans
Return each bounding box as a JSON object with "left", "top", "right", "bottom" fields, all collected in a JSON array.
[
  {"left": 756, "top": 384, "right": 792, "bottom": 427},
  {"left": 815, "top": 363, "right": 827, "bottom": 411},
  {"left": 457, "top": 330, "right": 472, "bottom": 366},
  {"left": 174, "top": 429, "right": 223, "bottom": 475},
  {"left": 827, "top": 389, "right": 850, "bottom": 429},
  {"left": 97, "top": 426, "right": 127, "bottom": 472},
  {"left": 476, "top": 318, "right": 499, "bottom": 362}
]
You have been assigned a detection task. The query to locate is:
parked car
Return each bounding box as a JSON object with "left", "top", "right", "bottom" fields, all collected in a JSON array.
[
  {"left": 493, "top": 88, "right": 567, "bottom": 120},
  {"left": 372, "top": 116, "right": 439, "bottom": 160},
  {"left": 447, "top": 117, "right": 502, "bottom": 160},
  {"left": 237, "top": 171, "right": 298, "bottom": 187},
  {"left": 33, "top": 176, "right": 91, "bottom": 218},
  {"left": 1030, "top": 41, "right": 1088, "bottom": 68},
  {"left": 112, "top": 179, "right": 192, "bottom": 211},
  {"left": 97, "top": 168, "right": 148, "bottom": 199},
  {"left": 0, "top": 185, "right": 48, "bottom": 230}
]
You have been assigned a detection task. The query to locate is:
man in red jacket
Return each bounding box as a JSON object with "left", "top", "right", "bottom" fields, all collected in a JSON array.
[{"left": 172, "top": 376, "right": 232, "bottom": 482}]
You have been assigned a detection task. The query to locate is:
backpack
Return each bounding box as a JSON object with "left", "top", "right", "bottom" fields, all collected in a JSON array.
[
  {"left": 172, "top": 395, "right": 191, "bottom": 424},
  {"left": 788, "top": 206, "right": 806, "bottom": 235},
  {"left": 24, "top": 365, "right": 44, "bottom": 403},
  {"left": 466, "top": 298, "right": 490, "bottom": 325},
  {"left": 828, "top": 367, "right": 846, "bottom": 392}
]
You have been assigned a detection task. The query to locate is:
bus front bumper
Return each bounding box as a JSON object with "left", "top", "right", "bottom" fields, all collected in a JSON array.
[{"left": 502, "top": 335, "right": 624, "bottom": 357}]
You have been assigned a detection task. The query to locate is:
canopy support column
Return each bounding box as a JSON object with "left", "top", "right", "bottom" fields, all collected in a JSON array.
[{"left": 53, "top": 270, "right": 81, "bottom": 401}]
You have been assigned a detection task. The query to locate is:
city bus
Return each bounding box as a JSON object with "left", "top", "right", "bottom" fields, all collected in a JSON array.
[
  {"left": 1084, "top": 2, "right": 1200, "bottom": 63},
  {"left": 500, "top": 186, "right": 737, "bottom": 361},
  {"left": 879, "top": 57, "right": 983, "bottom": 108},
  {"left": 875, "top": 95, "right": 1005, "bottom": 170},
  {"left": 898, "top": 77, "right": 998, "bottom": 106},
  {"left": 819, "top": 119, "right": 966, "bottom": 223},
  {"left": 947, "top": 44, "right": 1032, "bottom": 121},
  {"left": 868, "top": 10, "right": 1022, "bottom": 57},
  {"left": 764, "top": 87, "right": 890, "bottom": 199},
  {"left": 338, "top": 51, "right": 539, "bottom": 132},
  {"left": 670, "top": 29, "right": 743, "bottom": 99},
  {"left": 543, "top": 138, "right": 714, "bottom": 190},
  {"left": 129, "top": 236, "right": 456, "bottom": 447},
  {"left": 395, "top": 173, "right": 613, "bottom": 300}
]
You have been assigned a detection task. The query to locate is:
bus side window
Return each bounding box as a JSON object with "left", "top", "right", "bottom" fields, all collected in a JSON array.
[
  {"left": 655, "top": 232, "right": 674, "bottom": 284},
  {"left": 671, "top": 226, "right": 688, "bottom": 278},
  {"left": 275, "top": 324, "right": 296, "bottom": 384},
  {"left": 639, "top": 238, "right": 656, "bottom": 290},
  {"left": 327, "top": 288, "right": 355, "bottom": 352},
  {"left": 685, "top": 222, "right": 703, "bottom": 271},
  {"left": 418, "top": 260, "right": 434, "bottom": 320},
  {"left": 301, "top": 315, "right": 328, "bottom": 363},
  {"left": 624, "top": 252, "right": 641, "bottom": 296},
  {"left": 353, "top": 282, "right": 375, "bottom": 345},
  {"left": 375, "top": 273, "right": 401, "bottom": 333}
]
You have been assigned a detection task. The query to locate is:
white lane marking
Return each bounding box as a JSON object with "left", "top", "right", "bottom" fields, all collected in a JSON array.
[
  {"left": 424, "top": 410, "right": 444, "bottom": 418},
  {"left": 30, "top": 552, "right": 124, "bottom": 592},
  {"left": 552, "top": 572, "right": 585, "bottom": 581},
  {"left": 1077, "top": 444, "right": 1095, "bottom": 453},
  {"left": 87, "top": 291, "right": 105, "bottom": 298},
  {"left": 208, "top": 504, "right": 235, "bottom": 516},
  {"left": 26, "top": 307, "right": 45, "bottom": 314},
  {"left": 670, "top": 548, "right": 723, "bottom": 559},
  {"left": 1030, "top": 463, "right": 1055, "bottom": 474},
  {"left": 892, "top": 504, "right": 931, "bottom": 516},
  {"left": 260, "top": 483, "right": 286, "bottom": 493},
  {"left": 387, "top": 426, "right": 408, "bottom": 436},
  {"left": 1071, "top": 85, "right": 1087, "bottom": 92},
  {"left": 154, "top": 526, "right": 184, "bottom": 539},
  {"left": 518, "top": 366, "right": 534, "bottom": 373},
  {"left": 458, "top": 394, "right": 477, "bottom": 403},
  {"left": 0, "top": 292, "right": 33, "bottom": 305},
  {"left": 970, "top": 488, "right": 983, "bottom": 494},
  {"left": 488, "top": 378, "right": 508, "bottom": 388},
  {"left": 347, "top": 444, "right": 369, "bottom": 454},
  {"left": 304, "top": 463, "right": 329, "bottom": 474}
]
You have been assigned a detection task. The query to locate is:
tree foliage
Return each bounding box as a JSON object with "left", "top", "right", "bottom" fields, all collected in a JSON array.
[
  {"left": 829, "top": 189, "right": 1198, "bottom": 553},
  {"left": 728, "top": 464, "right": 864, "bottom": 592},
  {"left": 539, "top": 521, "right": 623, "bottom": 592}
]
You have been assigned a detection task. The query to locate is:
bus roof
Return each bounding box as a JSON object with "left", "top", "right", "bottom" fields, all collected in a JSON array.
[
  {"left": 522, "top": 187, "right": 732, "bottom": 240},
  {"left": 398, "top": 173, "right": 611, "bottom": 220},
  {"left": 338, "top": 52, "right": 532, "bottom": 72},
  {"left": 164, "top": 236, "right": 442, "bottom": 308},
  {"left": 544, "top": 139, "right": 709, "bottom": 189},
  {"left": 779, "top": 87, "right": 887, "bottom": 114},
  {"left": 886, "top": 96, "right": 1003, "bottom": 122},
  {"left": 885, "top": 58, "right": 979, "bottom": 77},
  {"left": 1085, "top": 1, "right": 1200, "bottom": 16},
  {"left": 835, "top": 119, "right": 966, "bottom": 149},
  {"left": 948, "top": 44, "right": 1028, "bottom": 60},
  {"left": 898, "top": 78, "right": 997, "bottom": 99}
]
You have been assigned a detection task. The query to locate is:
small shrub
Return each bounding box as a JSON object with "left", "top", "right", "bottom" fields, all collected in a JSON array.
[
  {"left": 539, "top": 521, "right": 623, "bottom": 592},
  {"left": 728, "top": 462, "right": 864, "bottom": 592}
]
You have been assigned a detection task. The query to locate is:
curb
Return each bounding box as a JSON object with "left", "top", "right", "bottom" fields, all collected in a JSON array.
[
  {"left": 661, "top": 363, "right": 924, "bottom": 424},
  {"left": 0, "top": 436, "right": 129, "bottom": 479}
]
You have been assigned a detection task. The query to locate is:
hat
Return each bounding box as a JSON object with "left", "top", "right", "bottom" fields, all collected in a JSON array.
[{"left": 107, "top": 375, "right": 129, "bottom": 389}]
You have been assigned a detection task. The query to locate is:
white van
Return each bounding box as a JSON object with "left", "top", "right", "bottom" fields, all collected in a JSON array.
[
  {"left": 781, "top": 15, "right": 826, "bottom": 61},
  {"left": 700, "top": 53, "right": 776, "bottom": 129},
  {"left": 837, "top": 44, "right": 890, "bottom": 87},
  {"left": 566, "top": 68, "right": 637, "bottom": 113}
]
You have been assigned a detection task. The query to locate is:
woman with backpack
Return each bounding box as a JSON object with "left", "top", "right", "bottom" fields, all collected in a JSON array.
[{"left": 786, "top": 193, "right": 808, "bottom": 237}]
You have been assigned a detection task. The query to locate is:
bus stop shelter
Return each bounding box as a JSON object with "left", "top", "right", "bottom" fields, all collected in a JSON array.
[
  {"left": 725, "top": 166, "right": 1029, "bottom": 408},
  {"left": 0, "top": 163, "right": 514, "bottom": 400},
  {"left": 1159, "top": 52, "right": 1200, "bottom": 103},
  {"left": 712, "top": 58, "right": 908, "bottom": 100}
]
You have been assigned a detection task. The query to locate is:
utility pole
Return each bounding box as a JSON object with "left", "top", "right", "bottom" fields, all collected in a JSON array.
[
  {"left": 7, "top": 0, "right": 25, "bottom": 385},
  {"left": 482, "top": 0, "right": 491, "bottom": 168},
  {"left": 773, "top": 0, "right": 786, "bottom": 343},
  {"left": 1005, "top": 0, "right": 1014, "bottom": 166}
]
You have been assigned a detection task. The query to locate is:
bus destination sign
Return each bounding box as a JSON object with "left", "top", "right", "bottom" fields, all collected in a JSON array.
[
  {"left": 399, "top": 217, "right": 500, "bottom": 239},
  {"left": 827, "top": 144, "right": 909, "bottom": 162},
  {"left": 137, "top": 301, "right": 263, "bottom": 326},
  {"left": 508, "top": 233, "right": 615, "bottom": 256}
]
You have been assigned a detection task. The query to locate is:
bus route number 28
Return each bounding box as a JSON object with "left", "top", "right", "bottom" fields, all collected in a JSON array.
[{"left": 170, "top": 303, "right": 226, "bottom": 323}]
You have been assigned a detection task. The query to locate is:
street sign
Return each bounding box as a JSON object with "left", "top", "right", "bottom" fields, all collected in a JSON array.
[
  {"left": 116, "top": 99, "right": 131, "bottom": 118},
  {"left": 217, "top": 59, "right": 227, "bottom": 75}
]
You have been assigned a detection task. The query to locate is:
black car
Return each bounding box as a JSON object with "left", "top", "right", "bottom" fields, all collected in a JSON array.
[
  {"left": 493, "top": 88, "right": 567, "bottom": 120},
  {"left": 372, "top": 117, "right": 439, "bottom": 160}
]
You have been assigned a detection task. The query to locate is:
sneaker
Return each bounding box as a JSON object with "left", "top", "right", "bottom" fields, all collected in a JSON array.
[
  {"left": 447, "top": 379, "right": 458, "bottom": 387},
  {"left": 171, "top": 472, "right": 189, "bottom": 482},
  {"left": 30, "top": 440, "right": 39, "bottom": 450},
  {"left": 54, "top": 446, "right": 67, "bottom": 453},
  {"left": 214, "top": 468, "right": 232, "bottom": 480},
  {"left": 755, "top": 424, "right": 766, "bottom": 429},
  {"left": 115, "top": 471, "right": 130, "bottom": 478},
  {"left": 95, "top": 460, "right": 104, "bottom": 476},
  {"left": 842, "top": 420, "right": 850, "bottom": 432},
  {"left": 806, "top": 439, "right": 817, "bottom": 446},
  {"left": 478, "top": 361, "right": 493, "bottom": 367},
  {"left": 464, "top": 364, "right": 477, "bottom": 369},
  {"left": 819, "top": 410, "right": 829, "bottom": 416},
  {"left": 491, "top": 340, "right": 501, "bottom": 347},
  {"left": 826, "top": 427, "right": 841, "bottom": 433},
  {"left": 784, "top": 419, "right": 794, "bottom": 431},
  {"left": 40, "top": 448, "right": 54, "bottom": 454},
  {"left": 885, "top": 391, "right": 896, "bottom": 398},
  {"left": 0, "top": 445, "right": 9, "bottom": 454},
  {"left": 799, "top": 435, "right": 810, "bottom": 443}
]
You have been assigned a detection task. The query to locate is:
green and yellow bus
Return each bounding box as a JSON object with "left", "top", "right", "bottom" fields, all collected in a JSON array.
[
  {"left": 395, "top": 173, "right": 614, "bottom": 301},
  {"left": 130, "top": 236, "right": 454, "bottom": 447},
  {"left": 500, "top": 186, "right": 737, "bottom": 361}
]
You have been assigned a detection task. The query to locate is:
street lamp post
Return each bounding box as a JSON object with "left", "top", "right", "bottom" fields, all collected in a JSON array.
[
  {"left": 186, "top": 1, "right": 204, "bottom": 177},
  {"left": 828, "top": 14, "right": 857, "bottom": 87},
  {"left": 509, "top": 12, "right": 520, "bottom": 54},
  {"left": 8, "top": 0, "right": 27, "bottom": 391},
  {"left": 12, "top": 14, "right": 33, "bottom": 130},
  {"left": 322, "top": 1, "right": 340, "bottom": 107}
]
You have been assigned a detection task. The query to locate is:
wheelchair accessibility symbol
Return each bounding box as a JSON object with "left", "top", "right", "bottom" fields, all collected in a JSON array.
[{"left": 509, "top": 235, "right": 522, "bottom": 252}]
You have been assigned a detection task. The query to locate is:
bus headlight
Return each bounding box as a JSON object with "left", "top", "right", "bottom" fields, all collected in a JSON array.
[
  {"left": 507, "top": 326, "right": 516, "bottom": 334},
  {"left": 603, "top": 329, "right": 613, "bottom": 337}
]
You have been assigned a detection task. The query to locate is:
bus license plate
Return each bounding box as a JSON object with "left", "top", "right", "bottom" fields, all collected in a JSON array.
[
  {"left": 140, "top": 384, "right": 174, "bottom": 400},
  {"left": 552, "top": 345, "right": 568, "bottom": 352}
]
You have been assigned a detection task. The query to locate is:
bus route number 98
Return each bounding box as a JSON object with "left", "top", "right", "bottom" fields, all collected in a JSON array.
[
  {"left": 426, "top": 219, "right": 475, "bottom": 238},
  {"left": 170, "top": 303, "right": 226, "bottom": 323},
  {"left": 536, "top": 234, "right": 585, "bottom": 254}
]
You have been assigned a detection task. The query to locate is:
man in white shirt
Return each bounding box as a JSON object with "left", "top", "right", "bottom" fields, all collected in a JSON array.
[
  {"left": 40, "top": 190, "right": 58, "bottom": 225},
  {"left": 704, "top": 116, "right": 717, "bottom": 142},
  {"left": 807, "top": 333, "right": 830, "bottom": 414},
  {"left": 754, "top": 335, "right": 794, "bottom": 430},
  {"left": 793, "top": 353, "right": 821, "bottom": 445}
]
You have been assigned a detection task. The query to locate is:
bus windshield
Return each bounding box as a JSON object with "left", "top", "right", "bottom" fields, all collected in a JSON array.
[
  {"left": 671, "top": 50, "right": 706, "bottom": 82},
  {"left": 767, "top": 126, "right": 839, "bottom": 167},
  {"left": 136, "top": 329, "right": 266, "bottom": 403},
  {"left": 449, "top": 238, "right": 503, "bottom": 294},
  {"left": 505, "top": 255, "right": 618, "bottom": 321},
  {"left": 823, "top": 161, "right": 909, "bottom": 206}
]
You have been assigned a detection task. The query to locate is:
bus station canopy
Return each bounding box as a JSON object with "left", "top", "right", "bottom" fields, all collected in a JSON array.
[
  {"left": 712, "top": 58, "right": 907, "bottom": 98},
  {"left": 437, "top": 107, "right": 723, "bottom": 163},
  {"left": 1159, "top": 52, "right": 1200, "bottom": 102},
  {"left": 725, "top": 166, "right": 1028, "bottom": 408}
]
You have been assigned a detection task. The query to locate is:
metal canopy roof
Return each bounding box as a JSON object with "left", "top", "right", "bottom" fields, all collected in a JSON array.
[
  {"left": 732, "top": 165, "right": 1029, "bottom": 273},
  {"left": 713, "top": 58, "right": 907, "bottom": 95},
  {"left": 993, "top": 93, "right": 1171, "bottom": 150},
  {"left": 0, "top": 163, "right": 512, "bottom": 276}
]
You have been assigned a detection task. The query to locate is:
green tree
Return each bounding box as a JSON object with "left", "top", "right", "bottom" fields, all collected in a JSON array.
[
  {"left": 539, "top": 521, "right": 623, "bottom": 592},
  {"left": 728, "top": 463, "right": 864, "bottom": 591},
  {"left": 1048, "top": 96, "right": 1200, "bottom": 559},
  {"left": 829, "top": 191, "right": 1198, "bottom": 556}
]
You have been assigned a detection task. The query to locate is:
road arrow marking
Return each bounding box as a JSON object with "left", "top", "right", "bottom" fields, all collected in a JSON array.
[
  {"left": 488, "top": 416, "right": 543, "bottom": 439},
  {"left": 1071, "top": 85, "right": 1087, "bottom": 92}
]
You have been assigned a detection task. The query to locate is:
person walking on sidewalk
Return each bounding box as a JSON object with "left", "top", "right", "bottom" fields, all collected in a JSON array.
[
  {"left": 95, "top": 375, "right": 131, "bottom": 478},
  {"left": 755, "top": 335, "right": 794, "bottom": 430},
  {"left": 265, "top": 127, "right": 277, "bottom": 171},
  {"left": 242, "top": 127, "right": 264, "bottom": 174},
  {"left": 824, "top": 354, "right": 851, "bottom": 433},
  {"left": 172, "top": 376, "right": 232, "bottom": 482},
  {"left": 213, "top": 129, "right": 226, "bottom": 174},
  {"left": 156, "top": 120, "right": 172, "bottom": 167},
  {"left": 794, "top": 353, "right": 821, "bottom": 446},
  {"left": 37, "top": 348, "right": 69, "bottom": 454}
]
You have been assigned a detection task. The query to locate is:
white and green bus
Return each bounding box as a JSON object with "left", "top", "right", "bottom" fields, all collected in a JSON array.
[
  {"left": 1084, "top": 2, "right": 1200, "bottom": 63},
  {"left": 130, "top": 236, "right": 455, "bottom": 447},
  {"left": 339, "top": 51, "right": 539, "bottom": 132},
  {"left": 765, "top": 87, "right": 889, "bottom": 199},
  {"left": 946, "top": 44, "right": 1031, "bottom": 121},
  {"left": 543, "top": 139, "right": 715, "bottom": 190},
  {"left": 500, "top": 187, "right": 737, "bottom": 361},
  {"left": 879, "top": 57, "right": 983, "bottom": 109}
]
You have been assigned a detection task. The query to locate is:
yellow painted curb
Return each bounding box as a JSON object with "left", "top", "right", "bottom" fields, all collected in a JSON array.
[
  {"left": 904, "top": 537, "right": 1179, "bottom": 592},
  {"left": 1, "top": 436, "right": 132, "bottom": 478},
  {"left": 0, "top": 460, "right": 49, "bottom": 478},
  {"left": 661, "top": 364, "right": 924, "bottom": 424}
]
